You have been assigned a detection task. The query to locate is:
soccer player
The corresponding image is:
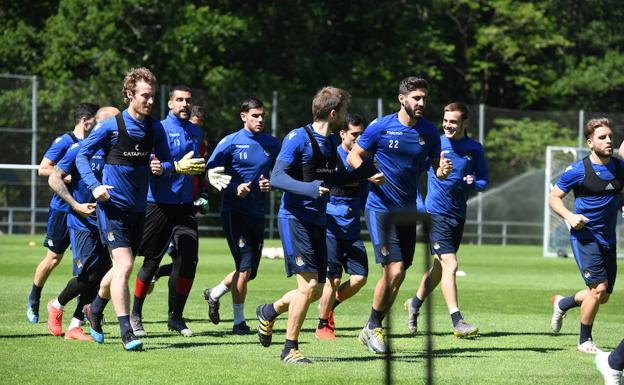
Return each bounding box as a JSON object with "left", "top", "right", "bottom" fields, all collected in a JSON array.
[
  {"left": 130, "top": 85, "right": 206, "bottom": 337},
  {"left": 315, "top": 112, "right": 380, "bottom": 340},
  {"left": 347, "top": 76, "right": 452, "bottom": 354},
  {"left": 595, "top": 340, "right": 624, "bottom": 385},
  {"left": 404, "top": 102, "right": 489, "bottom": 338},
  {"left": 255, "top": 87, "right": 376, "bottom": 364},
  {"left": 549, "top": 118, "right": 623, "bottom": 354},
  {"left": 26, "top": 103, "right": 99, "bottom": 324},
  {"left": 76, "top": 67, "right": 176, "bottom": 351},
  {"left": 45, "top": 106, "right": 119, "bottom": 341},
  {"left": 202, "top": 98, "right": 280, "bottom": 334}
]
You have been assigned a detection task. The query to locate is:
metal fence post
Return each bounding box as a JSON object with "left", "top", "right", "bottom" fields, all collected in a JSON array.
[
  {"left": 477, "top": 104, "right": 485, "bottom": 245},
  {"left": 578, "top": 109, "right": 585, "bottom": 148},
  {"left": 30, "top": 76, "right": 38, "bottom": 234},
  {"left": 269, "top": 90, "right": 278, "bottom": 239},
  {"left": 377, "top": 98, "right": 383, "bottom": 118},
  {"left": 160, "top": 84, "right": 167, "bottom": 119}
]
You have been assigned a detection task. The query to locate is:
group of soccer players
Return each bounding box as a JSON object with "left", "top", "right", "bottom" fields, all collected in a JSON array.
[{"left": 21, "top": 66, "right": 623, "bottom": 382}]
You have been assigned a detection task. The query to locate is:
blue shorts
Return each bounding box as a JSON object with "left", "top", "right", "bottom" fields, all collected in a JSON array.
[
  {"left": 278, "top": 217, "right": 327, "bottom": 283},
  {"left": 222, "top": 211, "right": 265, "bottom": 280},
  {"left": 97, "top": 204, "right": 145, "bottom": 253},
  {"left": 69, "top": 228, "right": 111, "bottom": 277},
  {"left": 429, "top": 214, "right": 465, "bottom": 255},
  {"left": 365, "top": 208, "right": 416, "bottom": 269},
  {"left": 326, "top": 234, "right": 368, "bottom": 278},
  {"left": 571, "top": 238, "right": 617, "bottom": 293},
  {"left": 42, "top": 208, "right": 70, "bottom": 254}
]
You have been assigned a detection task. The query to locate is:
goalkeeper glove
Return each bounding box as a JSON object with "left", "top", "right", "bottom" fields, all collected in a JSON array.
[
  {"left": 193, "top": 191, "right": 210, "bottom": 215},
  {"left": 208, "top": 166, "right": 232, "bottom": 191},
  {"left": 175, "top": 151, "right": 206, "bottom": 175}
]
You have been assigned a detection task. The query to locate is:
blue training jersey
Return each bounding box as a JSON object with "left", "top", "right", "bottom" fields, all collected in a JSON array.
[
  {"left": 557, "top": 157, "right": 624, "bottom": 245},
  {"left": 57, "top": 143, "right": 105, "bottom": 232},
  {"left": 43, "top": 132, "right": 80, "bottom": 212},
  {"left": 273, "top": 126, "right": 340, "bottom": 225},
  {"left": 425, "top": 135, "right": 488, "bottom": 219},
  {"left": 207, "top": 128, "right": 280, "bottom": 218},
  {"left": 357, "top": 113, "right": 440, "bottom": 212},
  {"left": 327, "top": 145, "right": 368, "bottom": 239},
  {"left": 76, "top": 110, "right": 173, "bottom": 213},
  {"left": 148, "top": 112, "right": 203, "bottom": 204}
]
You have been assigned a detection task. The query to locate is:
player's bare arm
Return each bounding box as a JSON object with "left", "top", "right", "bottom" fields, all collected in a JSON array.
[
  {"left": 48, "top": 165, "right": 95, "bottom": 218},
  {"left": 548, "top": 185, "right": 589, "bottom": 229}
]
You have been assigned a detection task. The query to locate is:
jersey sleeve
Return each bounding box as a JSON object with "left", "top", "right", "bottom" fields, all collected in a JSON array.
[
  {"left": 152, "top": 120, "right": 173, "bottom": 174},
  {"left": 471, "top": 143, "right": 489, "bottom": 191},
  {"left": 76, "top": 121, "right": 111, "bottom": 190},
  {"left": 276, "top": 129, "right": 304, "bottom": 164},
  {"left": 43, "top": 135, "right": 70, "bottom": 163},
  {"left": 556, "top": 162, "right": 583, "bottom": 193},
  {"left": 357, "top": 119, "right": 381, "bottom": 153},
  {"left": 207, "top": 135, "right": 231, "bottom": 169},
  {"left": 57, "top": 143, "right": 80, "bottom": 175}
]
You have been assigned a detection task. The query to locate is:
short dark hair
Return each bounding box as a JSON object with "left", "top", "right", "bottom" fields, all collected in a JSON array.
[
  {"left": 312, "top": 86, "right": 350, "bottom": 121},
  {"left": 191, "top": 105, "right": 205, "bottom": 120},
  {"left": 342, "top": 113, "right": 365, "bottom": 131},
  {"left": 399, "top": 76, "right": 429, "bottom": 95},
  {"left": 585, "top": 118, "right": 611, "bottom": 139},
  {"left": 241, "top": 98, "right": 264, "bottom": 113},
  {"left": 169, "top": 85, "right": 192, "bottom": 100},
  {"left": 74, "top": 103, "right": 99, "bottom": 124},
  {"left": 444, "top": 102, "right": 470, "bottom": 122}
]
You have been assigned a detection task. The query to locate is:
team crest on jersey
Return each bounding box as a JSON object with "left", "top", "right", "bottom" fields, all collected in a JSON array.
[
  {"left": 238, "top": 236, "right": 247, "bottom": 248},
  {"left": 47, "top": 239, "right": 54, "bottom": 247},
  {"left": 418, "top": 137, "right": 426, "bottom": 146},
  {"left": 565, "top": 165, "right": 573, "bottom": 172},
  {"left": 432, "top": 242, "right": 440, "bottom": 250},
  {"left": 289, "top": 131, "right": 297, "bottom": 140},
  {"left": 75, "top": 259, "right": 82, "bottom": 269},
  {"left": 465, "top": 154, "right": 472, "bottom": 161},
  {"left": 583, "top": 270, "right": 591, "bottom": 279},
  {"left": 107, "top": 231, "right": 115, "bottom": 242},
  {"left": 264, "top": 150, "right": 270, "bottom": 157},
  {"left": 380, "top": 245, "right": 390, "bottom": 257},
  {"left": 54, "top": 137, "right": 62, "bottom": 143},
  {"left": 70, "top": 143, "right": 80, "bottom": 149},
  {"left": 295, "top": 255, "right": 305, "bottom": 266}
]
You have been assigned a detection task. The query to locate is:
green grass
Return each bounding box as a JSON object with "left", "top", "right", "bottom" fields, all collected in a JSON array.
[{"left": 0, "top": 235, "right": 620, "bottom": 384}]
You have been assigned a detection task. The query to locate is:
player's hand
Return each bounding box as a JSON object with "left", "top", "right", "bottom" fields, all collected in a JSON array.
[
  {"left": 72, "top": 202, "right": 96, "bottom": 218},
  {"left": 319, "top": 186, "right": 329, "bottom": 196},
  {"left": 437, "top": 152, "right": 453, "bottom": 179},
  {"left": 368, "top": 172, "right": 385, "bottom": 186},
  {"left": 568, "top": 214, "right": 590, "bottom": 230},
  {"left": 175, "top": 151, "right": 206, "bottom": 175},
  {"left": 207, "top": 166, "right": 232, "bottom": 191},
  {"left": 259, "top": 174, "right": 271, "bottom": 192},
  {"left": 193, "top": 192, "right": 210, "bottom": 215},
  {"left": 93, "top": 185, "right": 113, "bottom": 202},
  {"left": 237, "top": 181, "right": 252, "bottom": 197},
  {"left": 62, "top": 174, "right": 72, "bottom": 184},
  {"left": 463, "top": 174, "right": 474, "bottom": 185},
  {"left": 150, "top": 154, "right": 163, "bottom": 176}
]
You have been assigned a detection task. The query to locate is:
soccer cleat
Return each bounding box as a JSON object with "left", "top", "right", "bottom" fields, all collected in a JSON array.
[
  {"left": 86, "top": 311, "right": 105, "bottom": 343},
  {"left": 130, "top": 314, "right": 147, "bottom": 337},
  {"left": 168, "top": 313, "right": 193, "bottom": 337},
  {"left": 232, "top": 321, "right": 254, "bottom": 335},
  {"left": 595, "top": 351, "right": 623, "bottom": 385},
  {"left": 121, "top": 330, "right": 143, "bottom": 351},
  {"left": 358, "top": 325, "right": 387, "bottom": 354},
  {"left": 578, "top": 339, "right": 603, "bottom": 354},
  {"left": 256, "top": 305, "right": 275, "bottom": 347},
  {"left": 82, "top": 304, "right": 105, "bottom": 325},
  {"left": 404, "top": 299, "right": 419, "bottom": 334},
  {"left": 550, "top": 294, "right": 566, "bottom": 333},
  {"left": 315, "top": 325, "right": 336, "bottom": 340},
  {"left": 46, "top": 300, "right": 64, "bottom": 337},
  {"left": 281, "top": 348, "right": 313, "bottom": 364},
  {"left": 26, "top": 301, "right": 39, "bottom": 324},
  {"left": 64, "top": 327, "right": 94, "bottom": 341},
  {"left": 327, "top": 310, "right": 335, "bottom": 331},
  {"left": 453, "top": 320, "right": 479, "bottom": 338},
  {"left": 203, "top": 288, "right": 220, "bottom": 325}
]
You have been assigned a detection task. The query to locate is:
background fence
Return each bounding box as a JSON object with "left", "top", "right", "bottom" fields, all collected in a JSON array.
[{"left": 2, "top": 73, "right": 624, "bottom": 247}]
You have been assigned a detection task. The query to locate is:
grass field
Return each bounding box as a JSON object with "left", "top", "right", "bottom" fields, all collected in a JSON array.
[{"left": 0, "top": 235, "right": 620, "bottom": 384}]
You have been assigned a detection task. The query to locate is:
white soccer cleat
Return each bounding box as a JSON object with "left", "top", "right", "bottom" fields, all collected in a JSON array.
[
  {"left": 578, "top": 339, "right": 603, "bottom": 354},
  {"left": 595, "top": 351, "right": 623, "bottom": 385},
  {"left": 550, "top": 294, "right": 566, "bottom": 333}
]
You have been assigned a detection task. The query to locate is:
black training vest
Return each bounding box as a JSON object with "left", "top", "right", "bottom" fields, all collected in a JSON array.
[
  {"left": 287, "top": 125, "right": 336, "bottom": 184},
  {"left": 105, "top": 114, "right": 154, "bottom": 166},
  {"left": 572, "top": 156, "right": 624, "bottom": 197},
  {"left": 330, "top": 152, "right": 360, "bottom": 197}
]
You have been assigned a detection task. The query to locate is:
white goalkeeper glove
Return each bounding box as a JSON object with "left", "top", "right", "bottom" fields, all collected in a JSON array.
[
  {"left": 174, "top": 151, "right": 206, "bottom": 175},
  {"left": 208, "top": 166, "right": 232, "bottom": 191}
]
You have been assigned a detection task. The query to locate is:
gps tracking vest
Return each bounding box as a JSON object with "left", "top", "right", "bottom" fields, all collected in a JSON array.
[
  {"left": 288, "top": 125, "right": 337, "bottom": 184},
  {"left": 106, "top": 114, "right": 154, "bottom": 166},
  {"left": 330, "top": 154, "right": 360, "bottom": 197},
  {"left": 572, "top": 156, "right": 624, "bottom": 197}
]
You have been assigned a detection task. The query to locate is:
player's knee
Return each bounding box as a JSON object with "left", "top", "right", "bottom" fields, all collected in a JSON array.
[
  {"left": 46, "top": 252, "right": 64, "bottom": 268},
  {"left": 590, "top": 284, "right": 608, "bottom": 302},
  {"left": 600, "top": 292, "right": 610, "bottom": 304},
  {"left": 351, "top": 275, "right": 367, "bottom": 289},
  {"left": 238, "top": 269, "right": 252, "bottom": 282}
]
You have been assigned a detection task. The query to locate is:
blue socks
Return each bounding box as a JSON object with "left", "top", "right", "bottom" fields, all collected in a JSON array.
[
  {"left": 368, "top": 307, "right": 385, "bottom": 329},
  {"left": 558, "top": 296, "right": 578, "bottom": 311},
  {"left": 579, "top": 322, "right": 593, "bottom": 344}
]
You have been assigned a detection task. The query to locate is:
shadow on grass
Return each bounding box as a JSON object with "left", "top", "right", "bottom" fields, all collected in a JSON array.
[
  {"left": 389, "top": 331, "right": 576, "bottom": 339},
  {"left": 0, "top": 333, "right": 51, "bottom": 339},
  {"left": 146, "top": 340, "right": 262, "bottom": 350}
]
